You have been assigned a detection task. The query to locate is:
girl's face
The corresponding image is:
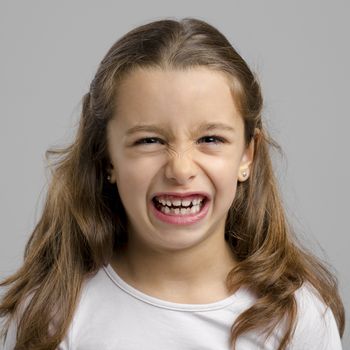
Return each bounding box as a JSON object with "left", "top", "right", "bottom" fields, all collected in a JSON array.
[{"left": 106, "top": 67, "right": 254, "bottom": 253}]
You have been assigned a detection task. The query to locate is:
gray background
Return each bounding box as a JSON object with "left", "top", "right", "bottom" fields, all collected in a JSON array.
[{"left": 0, "top": 0, "right": 349, "bottom": 347}]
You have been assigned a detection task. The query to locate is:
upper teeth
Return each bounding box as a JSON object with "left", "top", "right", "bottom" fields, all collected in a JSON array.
[{"left": 155, "top": 196, "right": 204, "bottom": 207}]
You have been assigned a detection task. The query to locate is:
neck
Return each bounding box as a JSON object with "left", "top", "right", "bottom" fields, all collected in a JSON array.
[{"left": 111, "top": 228, "right": 238, "bottom": 303}]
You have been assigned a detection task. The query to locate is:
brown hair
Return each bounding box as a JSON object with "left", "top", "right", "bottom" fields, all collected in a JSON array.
[{"left": 0, "top": 17, "right": 345, "bottom": 350}]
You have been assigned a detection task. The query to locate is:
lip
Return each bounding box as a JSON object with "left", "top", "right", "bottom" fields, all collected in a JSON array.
[{"left": 151, "top": 191, "right": 211, "bottom": 200}]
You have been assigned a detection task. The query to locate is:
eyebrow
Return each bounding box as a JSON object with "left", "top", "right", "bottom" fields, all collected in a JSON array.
[{"left": 125, "top": 122, "right": 235, "bottom": 136}]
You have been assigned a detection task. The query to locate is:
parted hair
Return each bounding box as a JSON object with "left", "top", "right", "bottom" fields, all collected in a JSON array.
[{"left": 0, "top": 17, "right": 345, "bottom": 350}]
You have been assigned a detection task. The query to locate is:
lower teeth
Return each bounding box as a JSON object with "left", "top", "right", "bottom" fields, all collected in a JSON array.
[{"left": 159, "top": 204, "right": 201, "bottom": 215}]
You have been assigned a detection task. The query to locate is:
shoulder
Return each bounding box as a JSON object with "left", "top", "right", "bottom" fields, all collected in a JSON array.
[
  {"left": 289, "top": 283, "right": 342, "bottom": 349},
  {"left": 294, "top": 282, "right": 330, "bottom": 319}
]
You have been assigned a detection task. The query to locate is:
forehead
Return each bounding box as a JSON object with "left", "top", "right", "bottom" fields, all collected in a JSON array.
[{"left": 113, "top": 67, "right": 242, "bottom": 128}]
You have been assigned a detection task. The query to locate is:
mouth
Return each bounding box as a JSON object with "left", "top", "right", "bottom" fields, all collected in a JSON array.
[
  {"left": 151, "top": 195, "right": 208, "bottom": 216},
  {"left": 150, "top": 192, "right": 210, "bottom": 225}
]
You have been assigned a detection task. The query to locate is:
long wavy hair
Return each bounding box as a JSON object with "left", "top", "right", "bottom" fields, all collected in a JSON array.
[{"left": 0, "top": 17, "right": 345, "bottom": 350}]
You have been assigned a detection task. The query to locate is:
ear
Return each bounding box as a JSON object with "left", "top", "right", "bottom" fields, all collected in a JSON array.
[
  {"left": 237, "top": 129, "right": 258, "bottom": 182},
  {"left": 106, "top": 162, "right": 117, "bottom": 184}
]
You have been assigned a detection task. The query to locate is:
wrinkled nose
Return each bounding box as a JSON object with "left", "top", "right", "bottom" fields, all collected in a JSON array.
[{"left": 164, "top": 148, "right": 197, "bottom": 185}]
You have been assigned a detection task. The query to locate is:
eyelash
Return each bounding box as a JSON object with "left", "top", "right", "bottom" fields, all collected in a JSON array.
[{"left": 134, "top": 135, "right": 226, "bottom": 145}]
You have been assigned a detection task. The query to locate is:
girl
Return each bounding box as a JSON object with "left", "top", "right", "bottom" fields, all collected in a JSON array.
[{"left": 0, "top": 17, "right": 345, "bottom": 350}]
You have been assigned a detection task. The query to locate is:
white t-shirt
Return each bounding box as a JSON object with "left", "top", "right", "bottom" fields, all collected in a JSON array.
[{"left": 2, "top": 264, "right": 342, "bottom": 350}]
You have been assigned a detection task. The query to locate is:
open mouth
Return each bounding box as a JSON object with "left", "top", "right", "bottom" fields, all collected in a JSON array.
[{"left": 151, "top": 196, "right": 208, "bottom": 216}]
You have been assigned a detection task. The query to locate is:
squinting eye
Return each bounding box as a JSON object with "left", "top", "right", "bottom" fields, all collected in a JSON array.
[
  {"left": 134, "top": 137, "right": 165, "bottom": 145},
  {"left": 133, "top": 135, "right": 226, "bottom": 146},
  {"left": 197, "top": 135, "right": 226, "bottom": 144}
]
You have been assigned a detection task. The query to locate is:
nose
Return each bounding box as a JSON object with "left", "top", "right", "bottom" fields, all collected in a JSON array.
[{"left": 164, "top": 148, "right": 197, "bottom": 185}]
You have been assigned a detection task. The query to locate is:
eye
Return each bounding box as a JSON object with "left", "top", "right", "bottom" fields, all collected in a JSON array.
[
  {"left": 197, "top": 135, "right": 226, "bottom": 144},
  {"left": 133, "top": 135, "right": 226, "bottom": 146},
  {"left": 134, "top": 137, "right": 165, "bottom": 145}
]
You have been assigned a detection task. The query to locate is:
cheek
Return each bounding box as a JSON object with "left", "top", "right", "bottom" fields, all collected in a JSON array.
[
  {"left": 114, "top": 156, "right": 158, "bottom": 198},
  {"left": 206, "top": 156, "right": 240, "bottom": 203},
  {"left": 207, "top": 154, "right": 240, "bottom": 180},
  {"left": 114, "top": 166, "right": 149, "bottom": 223}
]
